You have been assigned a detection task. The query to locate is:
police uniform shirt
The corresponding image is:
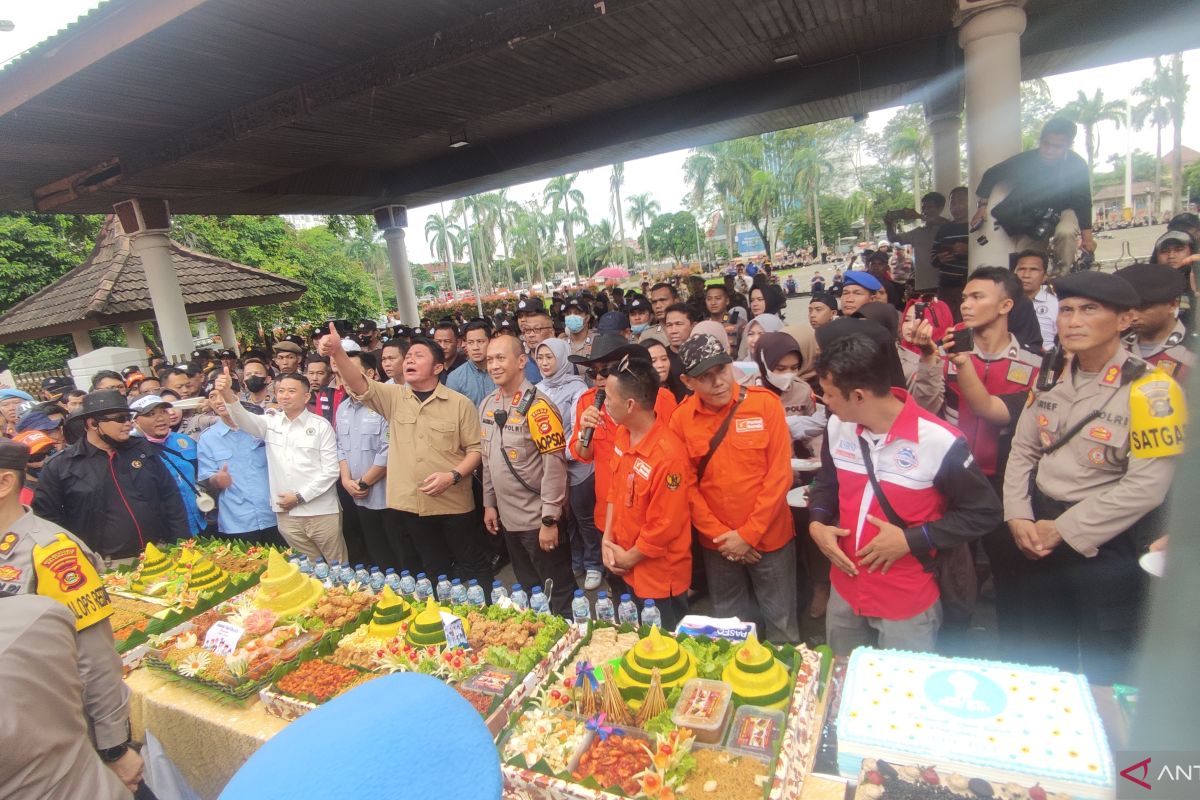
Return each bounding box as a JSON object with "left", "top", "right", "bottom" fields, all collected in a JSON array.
[
  {"left": 1122, "top": 320, "right": 1194, "bottom": 382},
  {"left": 0, "top": 509, "right": 130, "bottom": 751},
  {"left": 1003, "top": 348, "right": 1183, "bottom": 557},
  {"left": 479, "top": 381, "right": 567, "bottom": 531}
]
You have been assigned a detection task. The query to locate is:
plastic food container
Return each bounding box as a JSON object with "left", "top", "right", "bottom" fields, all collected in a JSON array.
[
  {"left": 725, "top": 704, "right": 785, "bottom": 760},
  {"left": 462, "top": 666, "right": 519, "bottom": 696},
  {"left": 672, "top": 678, "right": 734, "bottom": 743}
]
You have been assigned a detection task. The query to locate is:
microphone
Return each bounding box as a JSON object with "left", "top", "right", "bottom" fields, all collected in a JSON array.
[{"left": 578, "top": 389, "right": 605, "bottom": 448}]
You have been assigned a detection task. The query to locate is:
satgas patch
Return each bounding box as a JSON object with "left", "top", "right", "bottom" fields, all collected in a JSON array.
[{"left": 1129, "top": 374, "right": 1187, "bottom": 458}]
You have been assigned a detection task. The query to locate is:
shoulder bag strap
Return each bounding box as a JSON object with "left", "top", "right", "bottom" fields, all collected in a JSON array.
[
  {"left": 696, "top": 385, "right": 748, "bottom": 482},
  {"left": 856, "top": 436, "right": 906, "bottom": 529}
]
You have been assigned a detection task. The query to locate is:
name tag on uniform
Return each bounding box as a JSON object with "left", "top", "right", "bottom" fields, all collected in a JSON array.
[
  {"left": 735, "top": 417, "right": 764, "bottom": 433},
  {"left": 633, "top": 458, "right": 652, "bottom": 480}
]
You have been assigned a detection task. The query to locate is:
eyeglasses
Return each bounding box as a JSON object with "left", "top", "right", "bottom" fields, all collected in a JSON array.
[
  {"left": 96, "top": 413, "right": 133, "bottom": 424},
  {"left": 524, "top": 325, "right": 555, "bottom": 334}
]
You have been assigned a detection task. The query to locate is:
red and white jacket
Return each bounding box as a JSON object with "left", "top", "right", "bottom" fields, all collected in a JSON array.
[{"left": 808, "top": 389, "right": 1002, "bottom": 620}]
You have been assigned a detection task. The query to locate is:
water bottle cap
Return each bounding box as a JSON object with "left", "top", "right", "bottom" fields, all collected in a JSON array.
[
  {"left": 316, "top": 558, "right": 325, "bottom": 564},
  {"left": 438, "top": 574, "right": 448, "bottom": 581},
  {"left": 451, "top": 578, "right": 462, "bottom": 585},
  {"left": 492, "top": 580, "right": 503, "bottom": 588},
  {"left": 385, "top": 568, "right": 395, "bottom": 574},
  {"left": 355, "top": 564, "right": 365, "bottom": 570},
  {"left": 467, "top": 579, "right": 478, "bottom": 586},
  {"left": 574, "top": 589, "right": 584, "bottom": 598},
  {"left": 400, "top": 570, "right": 410, "bottom": 577},
  {"left": 416, "top": 572, "right": 426, "bottom": 578},
  {"left": 644, "top": 599, "right": 656, "bottom": 607},
  {"left": 597, "top": 591, "right": 608, "bottom": 599},
  {"left": 620, "top": 593, "right": 632, "bottom": 601},
  {"left": 511, "top": 583, "right": 522, "bottom": 591},
  {"left": 330, "top": 561, "right": 340, "bottom": 568},
  {"left": 531, "top": 586, "right": 543, "bottom": 594}
]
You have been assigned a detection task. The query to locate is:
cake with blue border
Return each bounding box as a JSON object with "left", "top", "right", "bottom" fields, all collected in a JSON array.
[{"left": 835, "top": 648, "right": 1115, "bottom": 800}]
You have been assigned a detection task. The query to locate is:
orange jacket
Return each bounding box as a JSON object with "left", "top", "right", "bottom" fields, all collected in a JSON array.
[
  {"left": 606, "top": 418, "right": 693, "bottom": 600},
  {"left": 669, "top": 386, "right": 794, "bottom": 553},
  {"left": 569, "top": 386, "right": 678, "bottom": 530}
]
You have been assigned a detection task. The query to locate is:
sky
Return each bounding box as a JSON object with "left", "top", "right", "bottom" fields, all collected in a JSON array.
[{"left": 1, "top": 2, "right": 1196, "bottom": 262}]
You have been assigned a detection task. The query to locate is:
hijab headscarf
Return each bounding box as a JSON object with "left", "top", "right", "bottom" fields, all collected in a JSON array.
[
  {"left": 737, "top": 313, "right": 785, "bottom": 360},
  {"left": 782, "top": 323, "right": 819, "bottom": 385},
  {"left": 853, "top": 301, "right": 900, "bottom": 341},
  {"left": 755, "top": 331, "right": 802, "bottom": 394},
  {"left": 535, "top": 338, "right": 585, "bottom": 391},
  {"left": 691, "top": 320, "right": 731, "bottom": 354}
]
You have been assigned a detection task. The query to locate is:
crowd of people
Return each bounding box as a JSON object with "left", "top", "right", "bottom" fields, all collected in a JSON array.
[{"left": 1, "top": 119, "right": 1197, "bottom": 800}]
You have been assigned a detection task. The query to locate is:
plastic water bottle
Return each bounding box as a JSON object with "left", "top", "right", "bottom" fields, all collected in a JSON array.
[
  {"left": 354, "top": 564, "right": 371, "bottom": 585},
  {"left": 340, "top": 563, "right": 356, "bottom": 586},
  {"left": 436, "top": 574, "right": 453, "bottom": 603},
  {"left": 529, "top": 586, "right": 550, "bottom": 615},
  {"left": 449, "top": 578, "right": 467, "bottom": 605},
  {"left": 287, "top": 553, "right": 302, "bottom": 566},
  {"left": 641, "top": 599, "right": 662, "bottom": 629},
  {"left": 298, "top": 556, "right": 312, "bottom": 575},
  {"left": 369, "top": 567, "right": 386, "bottom": 594},
  {"left": 571, "top": 590, "right": 592, "bottom": 633},
  {"left": 510, "top": 583, "right": 529, "bottom": 611},
  {"left": 466, "top": 579, "right": 486, "bottom": 607},
  {"left": 313, "top": 559, "right": 329, "bottom": 581},
  {"left": 415, "top": 573, "right": 433, "bottom": 602},
  {"left": 594, "top": 591, "right": 616, "bottom": 624},
  {"left": 490, "top": 580, "right": 509, "bottom": 605},
  {"left": 384, "top": 568, "right": 401, "bottom": 593},
  {"left": 398, "top": 570, "right": 417, "bottom": 597},
  {"left": 618, "top": 593, "right": 639, "bottom": 626},
  {"left": 327, "top": 561, "right": 342, "bottom": 587}
]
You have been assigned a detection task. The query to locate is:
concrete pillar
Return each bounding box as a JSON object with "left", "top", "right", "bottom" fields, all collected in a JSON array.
[
  {"left": 215, "top": 309, "right": 239, "bottom": 355},
  {"left": 114, "top": 199, "right": 193, "bottom": 359},
  {"left": 374, "top": 205, "right": 420, "bottom": 325},
  {"left": 71, "top": 329, "right": 93, "bottom": 355},
  {"left": 928, "top": 113, "right": 962, "bottom": 199},
  {"left": 957, "top": 0, "right": 1025, "bottom": 269},
  {"left": 121, "top": 321, "right": 146, "bottom": 352}
]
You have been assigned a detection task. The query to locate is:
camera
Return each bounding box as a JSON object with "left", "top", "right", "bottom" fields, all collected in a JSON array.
[
  {"left": 1030, "top": 208, "right": 1062, "bottom": 241},
  {"left": 914, "top": 302, "right": 928, "bottom": 319},
  {"left": 949, "top": 327, "right": 974, "bottom": 354}
]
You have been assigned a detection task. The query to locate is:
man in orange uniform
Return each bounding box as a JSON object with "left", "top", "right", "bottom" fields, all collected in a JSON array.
[
  {"left": 569, "top": 335, "right": 678, "bottom": 541},
  {"left": 669, "top": 333, "right": 799, "bottom": 642},
  {"left": 601, "top": 356, "right": 693, "bottom": 630}
]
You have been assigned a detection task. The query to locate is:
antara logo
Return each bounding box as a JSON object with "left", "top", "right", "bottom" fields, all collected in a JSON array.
[
  {"left": 1121, "top": 757, "right": 1151, "bottom": 790},
  {"left": 1120, "top": 755, "right": 1200, "bottom": 793}
]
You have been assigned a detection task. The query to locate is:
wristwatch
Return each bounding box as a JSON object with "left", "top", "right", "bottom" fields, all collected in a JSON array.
[
  {"left": 293, "top": 490, "right": 305, "bottom": 505},
  {"left": 451, "top": 470, "right": 462, "bottom": 485},
  {"left": 542, "top": 516, "right": 558, "bottom": 527},
  {"left": 98, "top": 741, "right": 130, "bottom": 763}
]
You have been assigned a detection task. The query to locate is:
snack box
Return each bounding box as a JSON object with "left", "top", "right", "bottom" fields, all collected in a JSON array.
[
  {"left": 462, "top": 666, "right": 520, "bottom": 696},
  {"left": 726, "top": 704, "right": 785, "bottom": 761},
  {"left": 672, "top": 678, "right": 733, "bottom": 744}
]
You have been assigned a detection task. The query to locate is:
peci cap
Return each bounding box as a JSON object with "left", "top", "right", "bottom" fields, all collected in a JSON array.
[
  {"left": 1053, "top": 271, "right": 1140, "bottom": 311},
  {"left": 809, "top": 290, "right": 839, "bottom": 311},
  {"left": 842, "top": 270, "right": 883, "bottom": 292},
  {"left": 1115, "top": 263, "right": 1187, "bottom": 306},
  {"left": 596, "top": 311, "right": 631, "bottom": 334},
  {"left": 678, "top": 332, "right": 734, "bottom": 377}
]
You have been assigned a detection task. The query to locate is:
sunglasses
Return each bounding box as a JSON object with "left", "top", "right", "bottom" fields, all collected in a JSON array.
[
  {"left": 587, "top": 355, "right": 638, "bottom": 381},
  {"left": 96, "top": 413, "right": 134, "bottom": 424}
]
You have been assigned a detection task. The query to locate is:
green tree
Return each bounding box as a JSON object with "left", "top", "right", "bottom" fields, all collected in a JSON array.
[
  {"left": 645, "top": 211, "right": 700, "bottom": 265},
  {"left": 424, "top": 210, "right": 463, "bottom": 293},
  {"left": 626, "top": 192, "right": 661, "bottom": 269},
  {"left": 576, "top": 219, "right": 617, "bottom": 276},
  {"left": 544, "top": 174, "right": 587, "bottom": 286},
  {"left": 1020, "top": 79, "right": 1058, "bottom": 150},
  {"left": 1164, "top": 53, "right": 1191, "bottom": 216},
  {"left": 1133, "top": 57, "right": 1174, "bottom": 215},
  {"left": 1062, "top": 89, "right": 1126, "bottom": 186},
  {"left": 610, "top": 162, "right": 631, "bottom": 270}
]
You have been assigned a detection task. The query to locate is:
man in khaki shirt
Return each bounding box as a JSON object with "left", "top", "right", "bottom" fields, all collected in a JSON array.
[
  {"left": 319, "top": 325, "right": 493, "bottom": 589},
  {"left": 1004, "top": 271, "right": 1180, "bottom": 685}
]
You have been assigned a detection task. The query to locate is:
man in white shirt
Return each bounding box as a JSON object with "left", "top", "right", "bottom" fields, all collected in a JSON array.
[
  {"left": 214, "top": 367, "right": 345, "bottom": 563},
  {"left": 886, "top": 192, "right": 949, "bottom": 293},
  {"left": 1013, "top": 249, "right": 1057, "bottom": 349}
]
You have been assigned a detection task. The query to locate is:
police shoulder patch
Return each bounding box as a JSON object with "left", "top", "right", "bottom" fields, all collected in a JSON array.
[
  {"left": 528, "top": 398, "right": 566, "bottom": 455},
  {"left": 1128, "top": 372, "right": 1187, "bottom": 459},
  {"left": 32, "top": 533, "right": 112, "bottom": 631}
]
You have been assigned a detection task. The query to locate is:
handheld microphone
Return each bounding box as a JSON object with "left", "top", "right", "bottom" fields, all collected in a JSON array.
[{"left": 579, "top": 389, "right": 605, "bottom": 448}]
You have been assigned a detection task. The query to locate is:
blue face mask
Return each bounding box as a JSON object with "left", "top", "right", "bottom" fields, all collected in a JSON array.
[
  {"left": 631, "top": 322, "right": 649, "bottom": 335},
  {"left": 564, "top": 315, "right": 586, "bottom": 333}
]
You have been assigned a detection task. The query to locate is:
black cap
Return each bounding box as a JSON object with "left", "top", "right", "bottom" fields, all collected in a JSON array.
[
  {"left": 1053, "top": 271, "right": 1140, "bottom": 311},
  {"left": 1116, "top": 263, "right": 1187, "bottom": 305},
  {"left": 41, "top": 375, "right": 73, "bottom": 396},
  {"left": 284, "top": 334, "right": 306, "bottom": 349},
  {"left": 678, "top": 333, "right": 733, "bottom": 377},
  {"left": 515, "top": 297, "right": 546, "bottom": 316},
  {"left": 568, "top": 333, "right": 646, "bottom": 365},
  {"left": 0, "top": 438, "right": 30, "bottom": 471},
  {"left": 356, "top": 319, "right": 378, "bottom": 334},
  {"left": 218, "top": 349, "right": 237, "bottom": 359},
  {"left": 497, "top": 318, "right": 518, "bottom": 333},
  {"left": 597, "top": 311, "right": 631, "bottom": 334},
  {"left": 563, "top": 297, "right": 591, "bottom": 315},
  {"left": 809, "top": 290, "right": 838, "bottom": 311},
  {"left": 626, "top": 295, "right": 651, "bottom": 314}
]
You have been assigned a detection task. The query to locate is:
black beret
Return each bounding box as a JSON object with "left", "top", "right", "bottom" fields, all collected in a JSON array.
[
  {"left": 1115, "top": 263, "right": 1187, "bottom": 306},
  {"left": 0, "top": 437, "right": 31, "bottom": 471},
  {"left": 1052, "top": 271, "right": 1139, "bottom": 310}
]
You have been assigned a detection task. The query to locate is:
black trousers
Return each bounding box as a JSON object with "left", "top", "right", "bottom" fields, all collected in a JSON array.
[
  {"left": 391, "top": 509, "right": 493, "bottom": 591},
  {"left": 336, "top": 483, "right": 368, "bottom": 566},
  {"left": 353, "top": 506, "right": 400, "bottom": 572},
  {"left": 979, "top": 476, "right": 1025, "bottom": 653},
  {"left": 232, "top": 526, "right": 288, "bottom": 549},
  {"left": 507, "top": 528, "right": 578, "bottom": 617},
  {"left": 1020, "top": 489, "right": 1148, "bottom": 684}
]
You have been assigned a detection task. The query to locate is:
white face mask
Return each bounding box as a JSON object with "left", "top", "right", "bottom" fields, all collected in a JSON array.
[{"left": 768, "top": 370, "right": 795, "bottom": 391}]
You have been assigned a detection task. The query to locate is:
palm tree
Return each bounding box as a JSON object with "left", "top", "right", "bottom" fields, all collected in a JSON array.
[
  {"left": 626, "top": 192, "right": 661, "bottom": 270},
  {"left": 479, "top": 190, "right": 519, "bottom": 290},
  {"left": 1062, "top": 89, "right": 1127, "bottom": 186},
  {"left": 684, "top": 142, "right": 745, "bottom": 259},
  {"left": 451, "top": 197, "right": 488, "bottom": 295},
  {"left": 888, "top": 124, "right": 931, "bottom": 209},
  {"left": 610, "top": 162, "right": 631, "bottom": 270},
  {"left": 1134, "top": 58, "right": 1173, "bottom": 216},
  {"left": 510, "top": 200, "right": 554, "bottom": 290},
  {"left": 790, "top": 145, "right": 834, "bottom": 257},
  {"left": 424, "top": 208, "right": 462, "bottom": 294},
  {"left": 1164, "top": 53, "right": 1190, "bottom": 216},
  {"left": 544, "top": 174, "right": 587, "bottom": 286}
]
